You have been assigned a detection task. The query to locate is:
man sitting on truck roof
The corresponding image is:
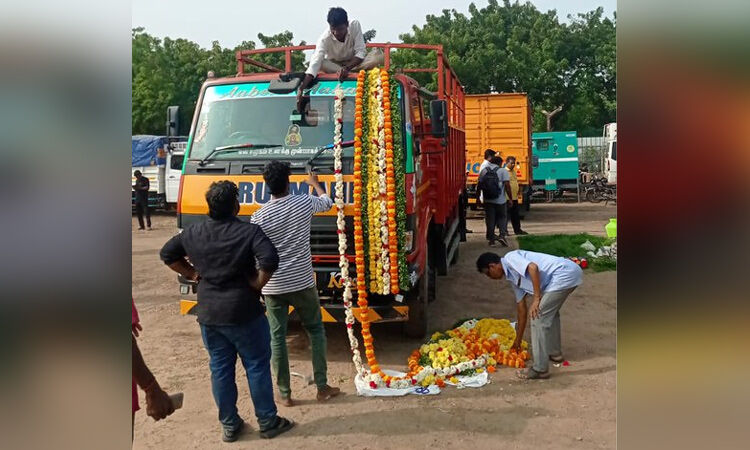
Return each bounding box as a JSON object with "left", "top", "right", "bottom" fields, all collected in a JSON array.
[{"left": 297, "top": 7, "right": 383, "bottom": 108}]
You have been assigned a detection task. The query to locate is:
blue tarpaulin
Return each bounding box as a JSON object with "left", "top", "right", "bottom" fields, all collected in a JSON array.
[{"left": 132, "top": 135, "right": 168, "bottom": 167}]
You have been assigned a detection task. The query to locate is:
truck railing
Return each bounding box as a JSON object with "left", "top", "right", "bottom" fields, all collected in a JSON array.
[{"left": 235, "top": 43, "right": 464, "bottom": 130}]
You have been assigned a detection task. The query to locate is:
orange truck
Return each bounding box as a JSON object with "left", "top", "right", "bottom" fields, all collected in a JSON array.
[
  {"left": 464, "top": 93, "right": 533, "bottom": 210},
  {"left": 174, "top": 44, "right": 466, "bottom": 337}
]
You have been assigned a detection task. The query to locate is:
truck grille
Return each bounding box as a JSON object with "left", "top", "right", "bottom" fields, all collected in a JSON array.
[{"left": 311, "top": 216, "right": 355, "bottom": 255}]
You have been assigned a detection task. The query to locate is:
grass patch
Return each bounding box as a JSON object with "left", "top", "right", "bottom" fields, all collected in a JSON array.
[{"left": 517, "top": 233, "right": 616, "bottom": 272}]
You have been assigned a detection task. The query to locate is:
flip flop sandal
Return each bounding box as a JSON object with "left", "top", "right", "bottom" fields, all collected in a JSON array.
[
  {"left": 549, "top": 355, "right": 565, "bottom": 363},
  {"left": 260, "top": 417, "right": 295, "bottom": 439},
  {"left": 516, "top": 368, "right": 550, "bottom": 380}
]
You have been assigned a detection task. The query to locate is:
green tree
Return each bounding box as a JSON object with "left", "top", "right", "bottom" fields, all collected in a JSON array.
[
  {"left": 363, "top": 29, "right": 377, "bottom": 43},
  {"left": 393, "top": 0, "right": 615, "bottom": 135},
  {"left": 132, "top": 29, "right": 305, "bottom": 135}
]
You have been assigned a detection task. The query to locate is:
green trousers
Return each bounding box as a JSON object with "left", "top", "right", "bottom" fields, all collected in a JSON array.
[{"left": 264, "top": 286, "right": 328, "bottom": 396}]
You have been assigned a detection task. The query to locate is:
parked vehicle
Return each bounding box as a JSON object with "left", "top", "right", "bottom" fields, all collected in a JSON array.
[
  {"left": 604, "top": 122, "right": 617, "bottom": 184},
  {"left": 531, "top": 131, "right": 579, "bottom": 197},
  {"left": 131, "top": 135, "right": 185, "bottom": 210},
  {"left": 175, "top": 44, "right": 467, "bottom": 337},
  {"left": 464, "top": 93, "right": 533, "bottom": 211},
  {"left": 584, "top": 176, "right": 616, "bottom": 204}
]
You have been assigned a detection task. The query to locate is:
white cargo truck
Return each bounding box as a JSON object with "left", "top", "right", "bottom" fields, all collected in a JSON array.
[
  {"left": 603, "top": 122, "right": 617, "bottom": 184},
  {"left": 132, "top": 137, "right": 185, "bottom": 210}
]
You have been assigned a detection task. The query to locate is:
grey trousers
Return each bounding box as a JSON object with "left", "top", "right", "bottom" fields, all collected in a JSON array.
[{"left": 530, "top": 287, "right": 577, "bottom": 373}]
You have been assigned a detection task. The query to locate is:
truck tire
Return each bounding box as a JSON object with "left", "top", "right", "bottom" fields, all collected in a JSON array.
[
  {"left": 586, "top": 189, "right": 602, "bottom": 203},
  {"left": 450, "top": 242, "right": 460, "bottom": 265},
  {"left": 433, "top": 225, "right": 448, "bottom": 277},
  {"left": 404, "top": 248, "right": 431, "bottom": 338}
]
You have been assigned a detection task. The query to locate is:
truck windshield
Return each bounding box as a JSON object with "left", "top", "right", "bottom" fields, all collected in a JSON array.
[{"left": 189, "top": 81, "right": 356, "bottom": 160}]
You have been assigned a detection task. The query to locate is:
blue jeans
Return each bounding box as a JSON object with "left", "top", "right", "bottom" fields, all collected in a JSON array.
[{"left": 200, "top": 314, "right": 278, "bottom": 431}]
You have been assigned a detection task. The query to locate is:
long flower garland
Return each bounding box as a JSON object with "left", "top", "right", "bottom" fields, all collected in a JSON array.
[
  {"left": 390, "top": 80, "right": 410, "bottom": 292},
  {"left": 333, "top": 85, "right": 365, "bottom": 377},
  {"left": 336, "top": 70, "right": 534, "bottom": 391}
]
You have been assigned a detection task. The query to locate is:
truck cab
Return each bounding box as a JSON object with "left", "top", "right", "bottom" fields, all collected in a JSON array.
[{"left": 175, "top": 44, "right": 466, "bottom": 337}]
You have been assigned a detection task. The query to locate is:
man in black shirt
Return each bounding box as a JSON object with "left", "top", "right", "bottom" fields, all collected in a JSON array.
[
  {"left": 133, "top": 170, "right": 151, "bottom": 230},
  {"left": 160, "top": 181, "right": 295, "bottom": 441}
]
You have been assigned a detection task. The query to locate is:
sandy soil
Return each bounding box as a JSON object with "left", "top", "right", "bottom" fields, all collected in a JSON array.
[{"left": 132, "top": 202, "right": 616, "bottom": 449}]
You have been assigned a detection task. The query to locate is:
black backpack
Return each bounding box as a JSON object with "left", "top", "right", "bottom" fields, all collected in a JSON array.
[{"left": 478, "top": 167, "right": 501, "bottom": 200}]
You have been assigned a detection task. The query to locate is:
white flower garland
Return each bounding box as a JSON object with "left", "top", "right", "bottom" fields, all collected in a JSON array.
[{"left": 333, "top": 86, "right": 366, "bottom": 376}]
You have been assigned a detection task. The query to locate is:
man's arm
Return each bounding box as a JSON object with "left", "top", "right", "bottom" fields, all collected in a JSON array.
[
  {"left": 337, "top": 21, "right": 366, "bottom": 80},
  {"left": 307, "top": 173, "right": 334, "bottom": 212},
  {"left": 167, "top": 260, "right": 200, "bottom": 282},
  {"left": 249, "top": 269, "right": 273, "bottom": 292},
  {"left": 160, "top": 234, "right": 200, "bottom": 281},
  {"left": 248, "top": 227, "right": 279, "bottom": 290},
  {"left": 299, "top": 33, "right": 327, "bottom": 107},
  {"left": 527, "top": 262, "right": 543, "bottom": 319},
  {"left": 133, "top": 336, "right": 174, "bottom": 420},
  {"left": 513, "top": 297, "right": 529, "bottom": 350}
]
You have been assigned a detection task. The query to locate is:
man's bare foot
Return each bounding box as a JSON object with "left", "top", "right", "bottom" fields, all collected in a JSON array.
[
  {"left": 316, "top": 385, "right": 341, "bottom": 402},
  {"left": 279, "top": 395, "right": 294, "bottom": 407}
]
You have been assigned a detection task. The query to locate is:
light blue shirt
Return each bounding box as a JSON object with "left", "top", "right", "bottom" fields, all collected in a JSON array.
[
  {"left": 501, "top": 250, "right": 583, "bottom": 302},
  {"left": 480, "top": 163, "right": 510, "bottom": 205}
]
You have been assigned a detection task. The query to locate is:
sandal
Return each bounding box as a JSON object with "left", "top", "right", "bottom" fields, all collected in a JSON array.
[
  {"left": 260, "top": 416, "right": 295, "bottom": 439},
  {"left": 549, "top": 354, "right": 565, "bottom": 363},
  {"left": 516, "top": 368, "right": 550, "bottom": 380}
]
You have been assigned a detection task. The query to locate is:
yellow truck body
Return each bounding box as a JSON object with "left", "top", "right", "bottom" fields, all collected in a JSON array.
[{"left": 465, "top": 93, "right": 532, "bottom": 205}]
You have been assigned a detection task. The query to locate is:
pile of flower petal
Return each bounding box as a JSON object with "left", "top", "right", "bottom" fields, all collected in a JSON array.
[{"left": 406, "top": 318, "right": 531, "bottom": 387}]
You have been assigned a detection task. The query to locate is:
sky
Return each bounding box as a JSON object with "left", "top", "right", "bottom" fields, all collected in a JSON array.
[{"left": 132, "top": 0, "right": 616, "bottom": 50}]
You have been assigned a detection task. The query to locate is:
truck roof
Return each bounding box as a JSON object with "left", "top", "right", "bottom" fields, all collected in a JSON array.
[{"left": 202, "top": 43, "right": 465, "bottom": 130}]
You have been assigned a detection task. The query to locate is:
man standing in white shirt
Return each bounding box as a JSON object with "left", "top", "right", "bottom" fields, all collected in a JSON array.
[
  {"left": 297, "top": 7, "right": 383, "bottom": 109},
  {"left": 476, "top": 148, "right": 497, "bottom": 204}
]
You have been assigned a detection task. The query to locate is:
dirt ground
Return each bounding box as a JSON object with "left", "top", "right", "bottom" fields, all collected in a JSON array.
[{"left": 132, "top": 202, "right": 616, "bottom": 449}]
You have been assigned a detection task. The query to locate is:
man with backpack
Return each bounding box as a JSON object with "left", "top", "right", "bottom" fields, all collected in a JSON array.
[{"left": 478, "top": 155, "right": 512, "bottom": 247}]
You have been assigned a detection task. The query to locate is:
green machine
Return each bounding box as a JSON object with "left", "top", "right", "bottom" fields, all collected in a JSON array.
[{"left": 531, "top": 131, "right": 579, "bottom": 193}]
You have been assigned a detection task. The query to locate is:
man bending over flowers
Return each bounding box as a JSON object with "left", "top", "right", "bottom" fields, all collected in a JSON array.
[{"left": 476, "top": 250, "right": 582, "bottom": 379}]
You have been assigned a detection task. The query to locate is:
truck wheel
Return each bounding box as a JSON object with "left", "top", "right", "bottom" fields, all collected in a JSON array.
[
  {"left": 450, "top": 241, "right": 460, "bottom": 265},
  {"left": 586, "top": 189, "right": 601, "bottom": 203},
  {"left": 428, "top": 250, "right": 437, "bottom": 303},
  {"left": 404, "top": 249, "right": 431, "bottom": 338}
]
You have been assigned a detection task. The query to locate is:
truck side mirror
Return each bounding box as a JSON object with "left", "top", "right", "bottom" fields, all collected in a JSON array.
[
  {"left": 167, "top": 106, "right": 180, "bottom": 136},
  {"left": 429, "top": 100, "right": 447, "bottom": 137}
]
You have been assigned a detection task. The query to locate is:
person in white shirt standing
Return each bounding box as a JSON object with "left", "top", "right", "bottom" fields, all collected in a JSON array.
[
  {"left": 251, "top": 161, "right": 341, "bottom": 407},
  {"left": 297, "top": 7, "right": 383, "bottom": 109}
]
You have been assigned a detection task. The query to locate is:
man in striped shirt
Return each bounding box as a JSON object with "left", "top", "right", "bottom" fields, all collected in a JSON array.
[{"left": 251, "top": 161, "right": 341, "bottom": 406}]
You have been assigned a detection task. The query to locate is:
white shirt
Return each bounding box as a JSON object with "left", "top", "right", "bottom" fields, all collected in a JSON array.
[
  {"left": 250, "top": 194, "right": 334, "bottom": 295},
  {"left": 501, "top": 250, "right": 583, "bottom": 302},
  {"left": 306, "top": 20, "right": 366, "bottom": 77}
]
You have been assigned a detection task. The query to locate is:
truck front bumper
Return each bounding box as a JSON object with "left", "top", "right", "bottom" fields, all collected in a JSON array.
[{"left": 178, "top": 299, "right": 409, "bottom": 323}]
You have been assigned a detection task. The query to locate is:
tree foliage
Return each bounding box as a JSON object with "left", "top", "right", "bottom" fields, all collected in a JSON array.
[
  {"left": 132, "top": 28, "right": 305, "bottom": 135},
  {"left": 393, "top": 0, "right": 615, "bottom": 135},
  {"left": 132, "top": 1, "right": 615, "bottom": 136}
]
